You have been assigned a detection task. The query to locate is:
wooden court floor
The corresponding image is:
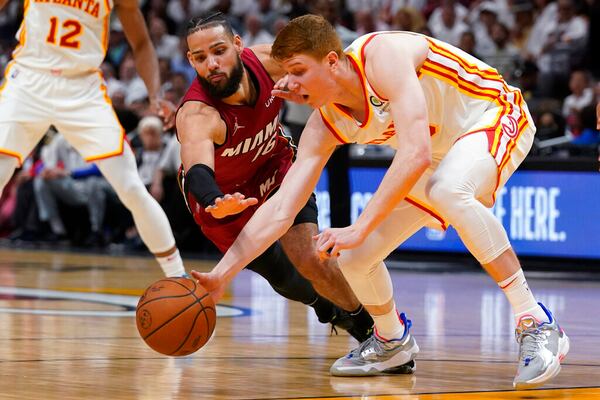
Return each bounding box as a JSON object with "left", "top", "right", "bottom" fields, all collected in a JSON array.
[{"left": 0, "top": 247, "right": 598, "bottom": 400}]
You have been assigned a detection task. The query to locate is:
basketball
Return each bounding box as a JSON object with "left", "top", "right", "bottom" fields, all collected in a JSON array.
[{"left": 136, "top": 277, "right": 216, "bottom": 356}]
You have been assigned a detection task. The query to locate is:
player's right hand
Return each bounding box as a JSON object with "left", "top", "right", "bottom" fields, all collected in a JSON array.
[
  {"left": 191, "top": 270, "right": 227, "bottom": 303},
  {"left": 150, "top": 98, "right": 177, "bottom": 130},
  {"left": 272, "top": 74, "right": 308, "bottom": 104},
  {"left": 205, "top": 192, "right": 258, "bottom": 219}
]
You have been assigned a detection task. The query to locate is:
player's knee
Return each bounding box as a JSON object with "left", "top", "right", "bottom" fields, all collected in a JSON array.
[
  {"left": 337, "top": 252, "right": 370, "bottom": 278},
  {"left": 425, "top": 174, "right": 474, "bottom": 212},
  {"left": 113, "top": 180, "right": 149, "bottom": 207}
]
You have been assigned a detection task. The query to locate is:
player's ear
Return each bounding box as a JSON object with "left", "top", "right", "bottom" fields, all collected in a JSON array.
[
  {"left": 233, "top": 34, "right": 244, "bottom": 53},
  {"left": 326, "top": 51, "right": 339, "bottom": 70}
]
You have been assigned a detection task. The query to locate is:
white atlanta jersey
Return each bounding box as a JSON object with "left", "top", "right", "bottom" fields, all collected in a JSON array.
[
  {"left": 319, "top": 32, "right": 534, "bottom": 170},
  {"left": 12, "top": 0, "right": 112, "bottom": 75},
  {"left": 319, "top": 31, "right": 536, "bottom": 220}
]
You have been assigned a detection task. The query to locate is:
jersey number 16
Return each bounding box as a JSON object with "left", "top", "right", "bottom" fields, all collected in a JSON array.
[{"left": 46, "top": 17, "right": 83, "bottom": 49}]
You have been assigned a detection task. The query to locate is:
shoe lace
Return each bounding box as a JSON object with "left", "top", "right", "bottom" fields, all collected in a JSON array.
[
  {"left": 349, "top": 335, "right": 384, "bottom": 359},
  {"left": 518, "top": 328, "right": 548, "bottom": 362},
  {"left": 330, "top": 325, "right": 338, "bottom": 337}
]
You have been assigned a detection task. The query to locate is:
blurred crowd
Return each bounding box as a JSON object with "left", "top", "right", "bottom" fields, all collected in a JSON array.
[{"left": 0, "top": 0, "right": 598, "bottom": 250}]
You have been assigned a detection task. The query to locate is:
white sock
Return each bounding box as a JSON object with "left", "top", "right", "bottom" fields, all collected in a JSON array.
[
  {"left": 498, "top": 269, "right": 548, "bottom": 324},
  {"left": 372, "top": 304, "right": 405, "bottom": 341},
  {"left": 156, "top": 248, "right": 186, "bottom": 277}
]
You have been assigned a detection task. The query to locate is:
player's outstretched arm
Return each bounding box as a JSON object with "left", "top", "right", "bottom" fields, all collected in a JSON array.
[
  {"left": 177, "top": 101, "right": 252, "bottom": 217},
  {"left": 192, "top": 111, "right": 338, "bottom": 300},
  {"left": 320, "top": 35, "right": 432, "bottom": 255},
  {"left": 0, "top": 0, "right": 10, "bottom": 12},
  {"left": 359, "top": 35, "right": 431, "bottom": 229}
]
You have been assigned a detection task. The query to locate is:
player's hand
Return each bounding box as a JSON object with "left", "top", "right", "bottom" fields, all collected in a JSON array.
[
  {"left": 205, "top": 193, "right": 258, "bottom": 219},
  {"left": 272, "top": 74, "right": 308, "bottom": 104},
  {"left": 190, "top": 270, "right": 226, "bottom": 303},
  {"left": 313, "top": 226, "right": 366, "bottom": 260},
  {"left": 150, "top": 98, "right": 177, "bottom": 130}
]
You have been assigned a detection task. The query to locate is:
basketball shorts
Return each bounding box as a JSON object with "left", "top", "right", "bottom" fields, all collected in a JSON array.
[
  {"left": 0, "top": 63, "right": 124, "bottom": 165},
  {"left": 403, "top": 102, "right": 536, "bottom": 230}
]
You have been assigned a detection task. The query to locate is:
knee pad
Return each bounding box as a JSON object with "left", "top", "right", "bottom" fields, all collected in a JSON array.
[{"left": 426, "top": 174, "right": 474, "bottom": 213}]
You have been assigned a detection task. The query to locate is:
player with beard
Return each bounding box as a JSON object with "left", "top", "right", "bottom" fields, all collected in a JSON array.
[{"left": 176, "top": 12, "right": 376, "bottom": 344}]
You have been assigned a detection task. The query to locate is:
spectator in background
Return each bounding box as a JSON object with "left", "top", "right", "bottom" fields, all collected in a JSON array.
[
  {"left": 483, "top": 22, "right": 519, "bottom": 82},
  {"left": 311, "top": 0, "right": 358, "bottom": 48},
  {"left": 34, "top": 133, "right": 113, "bottom": 246},
  {"left": 458, "top": 30, "right": 480, "bottom": 59},
  {"left": 143, "top": 0, "right": 177, "bottom": 34},
  {"left": 429, "top": 0, "right": 468, "bottom": 46},
  {"left": 257, "top": 0, "right": 283, "bottom": 35},
  {"left": 158, "top": 57, "right": 173, "bottom": 89},
  {"left": 170, "top": 38, "right": 196, "bottom": 84},
  {"left": 535, "top": 0, "right": 588, "bottom": 97},
  {"left": 119, "top": 54, "right": 148, "bottom": 107},
  {"left": 471, "top": 1, "right": 499, "bottom": 58},
  {"left": 510, "top": 0, "right": 535, "bottom": 53},
  {"left": 379, "top": 0, "right": 428, "bottom": 28},
  {"left": 135, "top": 116, "right": 166, "bottom": 191},
  {"left": 562, "top": 69, "right": 594, "bottom": 136},
  {"left": 166, "top": 0, "right": 213, "bottom": 30},
  {"left": 242, "top": 13, "right": 274, "bottom": 46},
  {"left": 272, "top": 15, "right": 290, "bottom": 35},
  {"left": 562, "top": 70, "right": 594, "bottom": 119},
  {"left": 162, "top": 72, "right": 190, "bottom": 105},
  {"left": 150, "top": 16, "right": 181, "bottom": 59},
  {"left": 569, "top": 105, "right": 600, "bottom": 148},
  {"left": 105, "top": 20, "right": 129, "bottom": 70},
  {"left": 391, "top": 7, "right": 426, "bottom": 32},
  {"left": 353, "top": 9, "right": 378, "bottom": 36},
  {"left": 524, "top": 0, "right": 558, "bottom": 60},
  {"left": 150, "top": 132, "right": 180, "bottom": 204}
]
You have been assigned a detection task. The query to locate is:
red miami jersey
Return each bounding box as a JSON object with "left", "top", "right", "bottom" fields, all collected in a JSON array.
[{"left": 178, "top": 48, "right": 295, "bottom": 252}]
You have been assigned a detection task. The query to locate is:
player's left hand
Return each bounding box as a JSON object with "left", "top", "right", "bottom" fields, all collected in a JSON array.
[
  {"left": 190, "top": 270, "right": 227, "bottom": 303},
  {"left": 150, "top": 98, "right": 177, "bottom": 130},
  {"left": 205, "top": 193, "right": 258, "bottom": 219},
  {"left": 313, "top": 226, "right": 366, "bottom": 260}
]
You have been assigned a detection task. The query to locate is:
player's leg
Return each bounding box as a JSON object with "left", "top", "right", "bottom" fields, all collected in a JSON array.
[
  {"left": 329, "top": 200, "right": 433, "bottom": 376},
  {"left": 425, "top": 129, "right": 568, "bottom": 389},
  {"left": 254, "top": 194, "right": 371, "bottom": 341},
  {"left": 279, "top": 222, "right": 374, "bottom": 342},
  {"left": 245, "top": 242, "right": 350, "bottom": 329},
  {"left": 94, "top": 145, "right": 186, "bottom": 277},
  {"left": 55, "top": 74, "right": 186, "bottom": 277}
]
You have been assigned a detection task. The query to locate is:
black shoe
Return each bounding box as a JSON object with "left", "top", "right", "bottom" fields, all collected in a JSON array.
[{"left": 330, "top": 307, "right": 374, "bottom": 343}]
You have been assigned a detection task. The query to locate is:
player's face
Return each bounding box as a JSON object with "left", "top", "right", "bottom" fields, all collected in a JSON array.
[
  {"left": 187, "top": 26, "right": 245, "bottom": 98},
  {"left": 281, "top": 53, "right": 339, "bottom": 108}
]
